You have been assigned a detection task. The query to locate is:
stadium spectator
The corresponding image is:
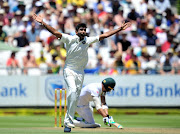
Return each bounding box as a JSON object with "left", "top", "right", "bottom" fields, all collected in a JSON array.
[
  {"left": 168, "top": 13, "right": 179, "bottom": 36},
  {"left": 0, "top": 9, "right": 5, "bottom": 24},
  {"left": 53, "top": 39, "right": 66, "bottom": 68},
  {"left": 155, "top": 0, "right": 171, "bottom": 13},
  {"left": 114, "top": 7, "right": 125, "bottom": 27},
  {"left": 160, "top": 52, "right": 175, "bottom": 75},
  {"left": 145, "top": 24, "right": 158, "bottom": 46},
  {"left": 0, "top": 21, "right": 7, "bottom": 42},
  {"left": 6, "top": 52, "right": 20, "bottom": 68},
  {"left": 3, "top": 2, "right": 13, "bottom": 26},
  {"left": 6, "top": 52, "right": 21, "bottom": 75},
  {"left": 2, "top": 16, "right": 17, "bottom": 37},
  {"left": 14, "top": 29, "right": 29, "bottom": 47},
  {"left": 124, "top": 47, "right": 133, "bottom": 62},
  {"left": 127, "top": 6, "right": 140, "bottom": 23},
  {"left": 87, "top": 44, "right": 98, "bottom": 69},
  {"left": 22, "top": 48, "right": 37, "bottom": 74},
  {"left": 13, "top": 1, "right": 26, "bottom": 16},
  {"left": 13, "top": 10, "right": 23, "bottom": 31},
  {"left": 137, "top": 19, "right": 148, "bottom": 37},
  {"left": 115, "top": 31, "right": 131, "bottom": 53},
  {"left": 156, "top": 24, "right": 168, "bottom": 45},
  {"left": 161, "top": 32, "right": 174, "bottom": 53},
  {"left": 141, "top": 53, "right": 158, "bottom": 74},
  {"left": 145, "top": 6, "right": 156, "bottom": 25},
  {"left": 39, "top": 25, "right": 52, "bottom": 43},
  {"left": 153, "top": 11, "right": 167, "bottom": 28},
  {"left": 113, "top": 52, "right": 125, "bottom": 74},
  {"left": 47, "top": 50, "right": 61, "bottom": 74},
  {"left": 36, "top": 50, "right": 47, "bottom": 66},
  {"left": 139, "top": 0, "right": 149, "bottom": 17},
  {"left": 125, "top": 54, "right": 142, "bottom": 74},
  {"left": 96, "top": 54, "right": 107, "bottom": 75},
  {"left": 19, "top": 16, "right": 31, "bottom": 32},
  {"left": 26, "top": 22, "right": 40, "bottom": 42},
  {"left": 0, "top": 0, "right": 3, "bottom": 8},
  {"left": 43, "top": 10, "right": 57, "bottom": 28},
  {"left": 111, "top": 0, "right": 121, "bottom": 15},
  {"left": 127, "top": 25, "right": 141, "bottom": 48}
]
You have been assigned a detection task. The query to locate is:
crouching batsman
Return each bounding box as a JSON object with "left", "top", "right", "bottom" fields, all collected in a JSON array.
[{"left": 74, "top": 77, "right": 123, "bottom": 128}]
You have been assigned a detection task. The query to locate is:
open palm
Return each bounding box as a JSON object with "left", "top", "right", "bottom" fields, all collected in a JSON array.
[
  {"left": 121, "top": 21, "right": 131, "bottom": 30},
  {"left": 32, "top": 13, "right": 43, "bottom": 24}
]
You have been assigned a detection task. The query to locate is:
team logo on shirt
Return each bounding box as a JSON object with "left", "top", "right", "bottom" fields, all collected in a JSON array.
[
  {"left": 82, "top": 41, "right": 86, "bottom": 44},
  {"left": 45, "top": 76, "right": 65, "bottom": 102}
]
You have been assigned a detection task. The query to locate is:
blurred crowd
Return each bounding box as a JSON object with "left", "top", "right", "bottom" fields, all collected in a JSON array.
[{"left": 0, "top": 0, "right": 180, "bottom": 75}]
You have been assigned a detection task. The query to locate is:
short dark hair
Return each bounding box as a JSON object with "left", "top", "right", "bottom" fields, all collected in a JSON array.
[
  {"left": 75, "top": 23, "right": 87, "bottom": 31},
  {"left": 11, "top": 52, "right": 16, "bottom": 57}
]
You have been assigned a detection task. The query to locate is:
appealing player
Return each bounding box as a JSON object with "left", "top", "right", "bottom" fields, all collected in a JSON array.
[
  {"left": 73, "top": 77, "right": 123, "bottom": 128},
  {"left": 32, "top": 13, "right": 130, "bottom": 132}
]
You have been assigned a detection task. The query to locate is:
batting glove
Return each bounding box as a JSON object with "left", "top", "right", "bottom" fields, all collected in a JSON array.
[
  {"left": 108, "top": 116, "right": 115, "bottom": 124},
  {"left": 103, "top": 116, "right": 111, "bottom": 127}
]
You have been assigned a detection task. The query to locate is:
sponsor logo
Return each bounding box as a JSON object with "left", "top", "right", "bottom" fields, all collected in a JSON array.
[{"left": 45, "top": 76, "right": 64, "bottom": 102}]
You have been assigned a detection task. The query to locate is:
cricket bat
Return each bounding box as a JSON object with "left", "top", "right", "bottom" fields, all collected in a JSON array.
[{"left": 111, "top": 122, "right": 123, "bottom": 129}]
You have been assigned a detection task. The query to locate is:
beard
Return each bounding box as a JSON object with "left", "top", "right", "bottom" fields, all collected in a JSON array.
[{"left": 77, "top": 33, "right": 87, "bottom": 37}]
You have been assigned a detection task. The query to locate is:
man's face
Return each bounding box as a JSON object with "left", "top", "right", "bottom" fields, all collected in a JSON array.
[
  {"left": 102, "top": 84, "right": 107, "bottom": 93},
  {"left": 76, "top": 27, "right": 86, "bottom": 38}
]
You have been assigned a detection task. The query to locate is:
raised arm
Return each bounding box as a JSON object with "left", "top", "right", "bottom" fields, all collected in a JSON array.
[
  {"left": 32, "top": 13, "right": 62, "bottom": 39},
  {"left": 99, "top": 21, "right": 131, "bottom": 41}
]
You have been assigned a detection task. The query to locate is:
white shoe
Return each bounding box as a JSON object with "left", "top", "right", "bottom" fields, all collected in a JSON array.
[
  {"left": 73, "top": 119, "right": 101, "bottom": 128},
  {"left": 64, "top": 122, "right": 75, "bottom": 128}
]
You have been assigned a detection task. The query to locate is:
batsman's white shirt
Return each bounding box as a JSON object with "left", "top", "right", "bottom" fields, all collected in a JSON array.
[
  {"left": 77, "top": 83, "right": 102, "bottom": 106},
  {"left": 76, "top": 83, "right": 102, "bottom": 124},
  {"left": 60, "top": 33, "right": 99, "bottom": 72}
]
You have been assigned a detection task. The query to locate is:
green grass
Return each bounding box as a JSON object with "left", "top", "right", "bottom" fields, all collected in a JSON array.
[{"left": 0, "top": 114, "right": 180, "bottom": 134}]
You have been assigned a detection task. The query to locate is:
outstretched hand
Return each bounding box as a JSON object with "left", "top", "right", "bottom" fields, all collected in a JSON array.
[
  {"left": 32, "top": 13, "right": 43, "bottom": 24},
  {"left": 121, "top": 21, "right": 131, "bottom": 30}
]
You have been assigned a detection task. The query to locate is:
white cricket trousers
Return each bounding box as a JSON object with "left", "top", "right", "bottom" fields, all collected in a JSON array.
[
  {"left": 63, "top": 68, "right": 84, "bottom": 125},
  {"left": 76, "top": 104, "right": 95, "bottom": 124}
]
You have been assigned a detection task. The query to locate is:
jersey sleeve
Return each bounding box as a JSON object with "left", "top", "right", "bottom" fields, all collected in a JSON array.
[
  {"left": 87, "top": 36, "right": 99, "bottom": 45},
  {"left": 58, "top": 33, "right": 72, "bottom": 45}
]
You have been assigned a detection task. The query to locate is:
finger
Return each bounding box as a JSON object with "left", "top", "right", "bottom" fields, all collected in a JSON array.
[
  {"left": 32, "top": 14, "right": 37, "bottom": 19},
  {"left": 33, "top": 13, "right": 37, "bottom": 17},
  {"left": 32, "top": 15, "right": 35, "bottom": 20}
]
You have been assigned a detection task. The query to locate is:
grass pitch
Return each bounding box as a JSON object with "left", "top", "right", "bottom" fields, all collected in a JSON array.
[{"left": 0, "top": 114, "right": 180, "bottom": 134}]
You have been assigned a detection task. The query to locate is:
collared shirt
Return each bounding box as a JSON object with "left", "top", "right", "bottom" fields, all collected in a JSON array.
[{"left": 59, "top": 33, "right": 99, "bottom": 71}]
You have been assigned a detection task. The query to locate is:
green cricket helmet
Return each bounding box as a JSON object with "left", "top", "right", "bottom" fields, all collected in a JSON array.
[{"left": 102, "top": 77, "right": 116, "bottom": 92}]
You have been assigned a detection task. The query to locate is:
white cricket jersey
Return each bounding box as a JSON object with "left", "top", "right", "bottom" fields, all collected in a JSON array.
[
  {"left": 77, "top": 83, "right": 102, "bottom": 106},
  {"left": 59, "top": 33, "right": 99, "bottom": 71}
]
